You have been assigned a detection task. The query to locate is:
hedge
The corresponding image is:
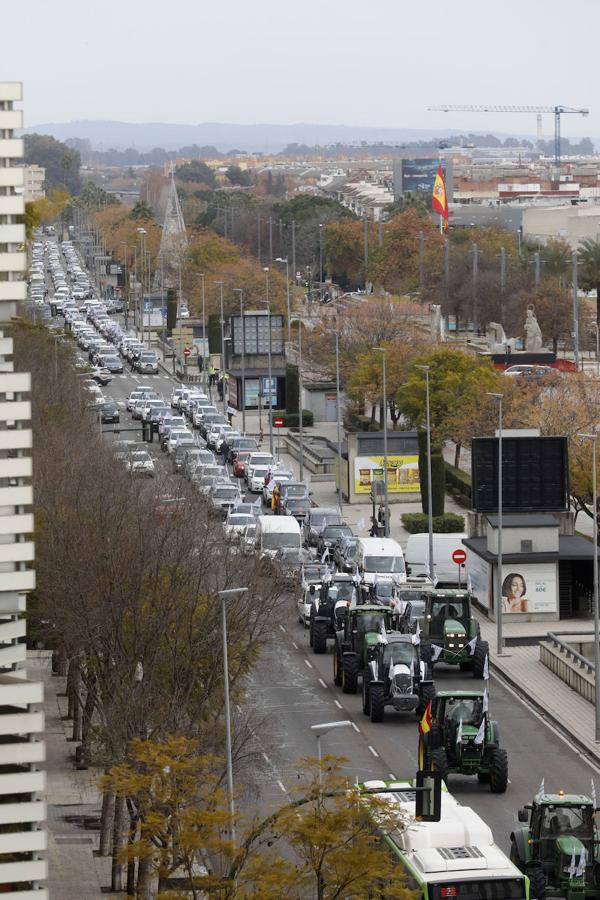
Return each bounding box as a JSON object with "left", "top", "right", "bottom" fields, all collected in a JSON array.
[
  {"left": 272, "top": 410, "right": 314, "bottom": 428},
  {"left": 343, "top": 410, "right": 381, "bottom": 432},
  {"left": 445, "top": 462, "right": 472, "bottom": 508},
  {"left": 417, "top": 429, "right": 445, "bottom": 517},
  {"left": 401, "top": 512, "right": 465, "bottom": 534}
]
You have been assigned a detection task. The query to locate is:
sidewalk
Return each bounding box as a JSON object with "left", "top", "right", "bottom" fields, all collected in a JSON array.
[{"left": 32, "top": 652, "right": 111, "bottom": 899}]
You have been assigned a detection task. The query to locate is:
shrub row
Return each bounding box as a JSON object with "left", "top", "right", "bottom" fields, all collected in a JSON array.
[{"left": 401, "top": 512, "right": 465, "bottom": 534}]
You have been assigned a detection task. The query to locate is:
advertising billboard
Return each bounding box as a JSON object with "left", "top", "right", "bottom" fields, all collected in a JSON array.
[
  {"left": 495, "top": 563, "right": 558, "bottom": 615},
  {"left": 467, "top": 553, "right": 492, "bottom": 611},
  {"left": 401, "top": 159, "right": 448, "bottom": 195},
  {"left": 354, "top": 455, "right": 419, "bottom": 494}
]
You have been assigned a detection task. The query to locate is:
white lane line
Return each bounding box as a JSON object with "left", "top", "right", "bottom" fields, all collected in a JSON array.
[
  {"left": 388, "top": 773, "right": 396, "bottom": 780},
  {"left": 279, "top": 624, "right": 286, "bottom": 633},
  {"left": 304, "top": 659, "right": 313, "bottom": 669},
  {"left": 262, "top": 752, "right": 270, "bottom": 764},
  {"left": 292, "top": 642, "right": 298, "bottom": 650},
  {"left": 318, "top": 678, "right": 327, "bottom": 689},
  {"left": 351, "top": 722, "right": 360, "bottom": 733},
  {"left": 277, "top": 780, "right": 287, "bottom": 793},
  {"left": 334, "top": 700, "right": 343, "bottom": 709},
  {"left": 369, "top": 745, "right": 379, "bottom": 758}
]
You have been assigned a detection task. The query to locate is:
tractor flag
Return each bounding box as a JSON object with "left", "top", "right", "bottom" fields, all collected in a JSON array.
[
  {"left": 412, "top": 621, "right": 421, "bottom": 646},
  {"left": 321, "top": 547, "right": 330, "bottom": 563},
  {"left": 576, "top": 848, "right": 587, "bottom": 878},
  {"left": 432, "top": 164, "right": 449, "bottom": 231},
  {"left": 419, "top": 701, "right": 433, "bottom": 734},
  {"left": 535, "top": 778, "right": 545, "bottom": 801},
  {"left": 592, "top": 778, "right": 597, "bottom": 808},
  {"left": 483, "top": 654, "right": 489, "bottom": 680},
  {"left": 430, "top": 643, "right": 444, "bottom": 662},
  {"left": 456, "top": 719, "right": 463, "bottom": 746},
  {"left": 356, "top": 517, "right": 365, "bottom": 531},
  {"left": 568, "top": 850, "right": 577, "bottom": 878},
  {"left": 466, "top": 636, "right": 478, "bottom": 656},
  {"left": 474, "top": 717, "right": 486, "bottom": 745},
  {"left": 482, "top": 688, "right": 489, "bottom": 714}
]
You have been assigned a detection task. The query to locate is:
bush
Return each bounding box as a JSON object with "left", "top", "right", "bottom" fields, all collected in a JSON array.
[
  {"left": 402, "top": 512, "right": 465, "bottom": 534},
  {"left": 271, "top": 410, "right": 313, "bottom": 428},
  {"left": 445, "top": 463, "right": 472, "bottom": 508},
  {"left": 343, "top": 409, "right": 381, "bottom": 432}
]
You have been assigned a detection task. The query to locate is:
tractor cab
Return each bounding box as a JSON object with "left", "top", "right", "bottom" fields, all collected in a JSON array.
[
  {"left": 309, "top": 573, "right": 356, "bottom": 654},
  {"left": 420, "top": 590, "right": 488, "bottom": 678},
  {"left": 333, "top": 605, "right": 396, "bottom": 694},
  {"left": 435, "top": 692, "right": 485, "bottom": 760},
  {"left": 426, "top": 591, "right": 472, "bottom": 641},
  {"left": 511, "top": 794, "right": 599, "bottom": 898},
  {"left": 362, "top": 632, "right": 435, "bottom": 722}
]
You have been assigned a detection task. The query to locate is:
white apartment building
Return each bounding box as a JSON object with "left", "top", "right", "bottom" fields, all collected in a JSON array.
[
  {"left": 21, "top": 167, "right": 45, "bottom": 203},
  {"left": 0, "top": 82, "right": 47, "bottom": 897}
]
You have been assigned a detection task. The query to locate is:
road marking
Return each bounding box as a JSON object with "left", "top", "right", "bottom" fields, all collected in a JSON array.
[
  {"left": 119, "top": 375, "right": 126, "bottom": 379},
  {"left": 262, "top": 752, "right": 270, "bottom": 764},
  {"left": 351, "top": 722, "right": 360, "bottom": 733},
  {"left": 368, "top": 745, "right": 379, "bottom": 758},
  {"left": 277, "top": 780, "right": 287, "bottom": 793},
  {"left": 292, "top": 642, "right": 298, "bottom": 650},
  {"left": 388, "top": 773, "right": 396, "bottom": 780},
  {"left": 279, "top": 624, "right": 286, "bottom": 633},
  {"left": 304, "top": 659, "right": 313, "bottom": 669},
  {"left": 334, "top": 700, "right": 343, "bottom": 709},
  {"left": 318, "top": 678, "right": 327, "bottom": 689}
]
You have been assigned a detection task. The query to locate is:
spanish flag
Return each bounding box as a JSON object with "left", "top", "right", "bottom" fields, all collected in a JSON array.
[
  {"left": 432, "top": 164, "right": 449, "bottom": 231},
  {"left": 419, "top": 701, "right": 433, "bottom": 734}
]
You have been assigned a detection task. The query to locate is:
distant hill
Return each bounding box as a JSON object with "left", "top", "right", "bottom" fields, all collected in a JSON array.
[{"left": 19, "top": 119, "right": 543, "bottom": 154}]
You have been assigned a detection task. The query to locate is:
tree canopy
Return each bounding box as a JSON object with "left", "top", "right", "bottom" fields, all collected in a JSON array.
[{"left": 24, "top": 132, "right": 81, "bottom": 194}]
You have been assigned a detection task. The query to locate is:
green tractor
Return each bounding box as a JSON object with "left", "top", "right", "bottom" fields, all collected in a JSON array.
[
  {"left": 417, "top": 690, "right": 508, "bottom": 793},
  {"left": 333, "top": 605, "right": 395, "bottom": 694},
  {"left": 510, "top": 792, "right": 600, "bottom": 899},
  {"left": 361, "top": 632, "right": 435, "bottom": 723},
  {"left": 419, "top": 589, "right": 489, "bottom": 678},
  {"left": 309, "top": 573, "right": 356, "bottom": 654}
]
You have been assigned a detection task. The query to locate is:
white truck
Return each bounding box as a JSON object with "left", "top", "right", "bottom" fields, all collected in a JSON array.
[
  {"left": 405, "top": 533, "right": 468, "bottom": 588},
  {"left": 356, "top": 537, "right": 406, "bottom": 586}
]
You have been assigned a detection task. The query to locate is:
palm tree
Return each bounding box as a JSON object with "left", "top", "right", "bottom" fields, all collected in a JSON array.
[{"left": 578, "top": 237, "right": 600, "bottom": 325}]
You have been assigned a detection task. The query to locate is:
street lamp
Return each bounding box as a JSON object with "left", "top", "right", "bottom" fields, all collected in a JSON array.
[
  {"left": 373, "top": 348, "right": 388, "bottom": 536},
  {"left": 199, "top": 273, "right": 207, "bottom": 391},
  {"left": 416, "top": 365, "right": 434, "bottom": 580},
  {"left": 594, "top": 323, "right": 600, "bottom": 378},
  {"left": 137, "top": 228, "right": 147, "bottom": 344},
  {"left": 213, "top": 281, "right": 227, "bottom": 415},
  {"left": 318, "top": 223, "right": 324, "bottom": 300},
  {"left": 290, "top": 315, "right": 305, "bottom": 481},
  {"left": 310, "top": 720, "right": 352, "bottom": 797},
  {"left": 275, "top": 257, "right": 291, "bottom": 348},
  {"left": 264, "top": 267, "right": 274, "bottom": 456},
  {"left": 233, "top": 288, "right": 246, "bottom": 435},
  {"left": 488, "top": 393, "right": 504, "bottom": 656},
  {"left": 218, "top": 587, "right": 248, "bottom": 847},
  {"left": 578, "top": 433, "right": 600, "bottom": 741}
]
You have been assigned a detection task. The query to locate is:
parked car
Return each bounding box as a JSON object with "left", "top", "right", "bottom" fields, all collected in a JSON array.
[
  {"left": 303, "top": 508, "right": 343, "bottom": 548},
  {"left": 97, "top": 401, "right": 120, "bottom": 424},
  {"left": 316, "top": 523, "right": 354, "bottom": 560}
]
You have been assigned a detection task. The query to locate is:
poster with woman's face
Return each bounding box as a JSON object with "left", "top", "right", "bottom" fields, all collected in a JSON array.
[{"left": 498, "top": 564, "right": 557, "bottom": 614}]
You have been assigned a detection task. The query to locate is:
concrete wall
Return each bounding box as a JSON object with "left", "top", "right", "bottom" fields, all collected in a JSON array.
[
  {"left": 486, "top": 524, "right": 559, "bottom": 554},
  {"left": 523, "top": 205, "right": 600, "bottom": 249}
]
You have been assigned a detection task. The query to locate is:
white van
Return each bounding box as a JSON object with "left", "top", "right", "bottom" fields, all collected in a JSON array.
[
  {"left": 255, "top": 515, "right": 301, "bottom": 557},
  {"left": 404, "top": 532, "right": 468, "bottom": 587},
  {"left": 357, "top": 537, "right": 406, "bottom": 585}
]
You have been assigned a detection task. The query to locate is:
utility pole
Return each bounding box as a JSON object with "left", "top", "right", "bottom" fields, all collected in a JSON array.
[
  {"left": 534, "top": 250, "right": 541, "bottom": 287},
  {"left": 572, "top": 251, "right": 580, "bottom": 370},
  {"left": 472, "top": 243, "right": 479, "bottom": 332},
  {"left": 363, "top": 216, "right": 369, "bottom": 288},
  {"left": 419, "top": 231, "right": 425, "bottom": 290},
  {"left": 444, "top": 238, "right": 450, "bottom": 308},
  {"left": 257, "top": 214, "right": 261, "bottom": 263},
  {"left": 500, "top": 246, "right": 506, "bottom": 294},
  {"left": 291, "top": 219, "right": 296, "bottom": 285},
  {"left": 268, "top": 217, "right": 273, "bottom": 264},
  {"left": 377, "top": 219, "right": 383, "bottom": 248}
]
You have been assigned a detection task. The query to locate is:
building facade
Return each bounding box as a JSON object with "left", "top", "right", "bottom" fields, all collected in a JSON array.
[
  {"left": 21, "top": 167, "right": 45, "bottom": 203},
  {"left": 0, "top": 82, "right": 46, "bottom": 897}
]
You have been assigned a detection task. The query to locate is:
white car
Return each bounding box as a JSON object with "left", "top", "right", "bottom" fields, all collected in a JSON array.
[
  {"left": 248, "top": 465, "right": 271, "bottom": 493},
  {"left": 127, "top": 450, "right": 155, "bottom": 477},
  {"left": 224, "top": 512, "right": 257, "bottom": 537},
  {"left": 245, "top": 452, "right": 275, "bottom": 486},
  {"left": 167, "top": 429, "right": 192, "bottom": 454}
]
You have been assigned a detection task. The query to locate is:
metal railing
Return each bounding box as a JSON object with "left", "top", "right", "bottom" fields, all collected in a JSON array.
[{"left": 546, "top": 632, "right": 595, "bottom": 676}]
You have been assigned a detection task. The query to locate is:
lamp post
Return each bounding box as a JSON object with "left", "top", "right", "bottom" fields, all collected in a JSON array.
[
  {"left": 119, "top": 242, "right": 133, "bottom": 328},
  {"left": 214, "top": 281, "right": 227, "bottom": 415},
  {"left": 489, "top": 393, "right": 504, "bottom": 655},
  {"left": 578, "top": 433, "right": 600, "bottom": 741},
  {"left": 136, "top": 227, "right": 147, "bottom": 343},
  {"left": 310, "top": 720, "right": 352, "bottom": 798},
  {"left": 264, "top": 267, "right": 274, "bottom": 455},
  {"left": 416, "top": 365, "right": 434, "bottom": 580},
  {"left": 594, "top": 323, "right": 600, "bottom": 378},
  {"left": 373, "top": 348, "right": 388, "bottom": 536},
  {"left": 335, "top": 330, "right": 344, "bottom": 514},
  {"left": 275, "top": 257, "right": 291, "bottom": 347},
  {"left": 318, "top": 224, "right": 324, "bottom": 300},
  {"left": 233, "top": 288, "right": 246, "bottom": 435},
  {"left": 290, "top": 316, "right": 305, "bottom": 481},
  {"left": 218, "top": 587, "right": 248, "bottom": 847},
  {"left": 199, "top": 273, "right": 207, "bottom": 391}
]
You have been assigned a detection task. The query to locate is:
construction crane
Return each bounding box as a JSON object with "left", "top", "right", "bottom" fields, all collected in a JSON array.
[{"left": 427, "top": 104, "right": 589, "bottom": 165}]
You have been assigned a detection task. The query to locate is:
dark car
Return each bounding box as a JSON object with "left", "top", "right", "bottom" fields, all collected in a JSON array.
[
  {"left": 277, "top": 481, "right": 310, "bottom": 513},
  {"left": 102, "top": 355, "right": 124, "bottom": 374},
  {"left": 303, "top": 508, "right": 343, "bottom": 548},
  {"left": 98, "top": 401, "right": 120, "bottom": 424},
  {"left": 316, "top": 524, "right": 354, "bottom": 560},
  {"left": 281, "top": 496, "right": 311, "bottom": 522},
  {"left": 225, "top": 436, "right": 259, "bottom": 464},
  {"left": 334, "top": 536, "right": 360, "bottom": 574}
]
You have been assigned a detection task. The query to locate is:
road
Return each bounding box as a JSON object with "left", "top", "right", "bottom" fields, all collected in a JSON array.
[{"left": 44, "top": 237, "right": 599, "bottom": 853}]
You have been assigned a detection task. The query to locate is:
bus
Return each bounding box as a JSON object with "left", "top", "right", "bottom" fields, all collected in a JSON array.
[{"left": 362, "top": 779, "right": 529, "bottom": 899}]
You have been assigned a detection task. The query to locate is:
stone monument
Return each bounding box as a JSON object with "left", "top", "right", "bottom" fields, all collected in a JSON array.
[{"left": 524, "top": 305, "right": 543, "bottom": 352}]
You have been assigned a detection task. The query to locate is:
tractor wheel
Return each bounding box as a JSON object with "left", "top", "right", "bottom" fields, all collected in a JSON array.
[
  {"left": 309, "top": 617, "right": 314, "bottom": 647},
  {"left": 333, "top": 646, "right": 342, "bottom": 686},
  {"left": 459, "top": 661, "right": 473, "bottom": 672},
  {"left": 416, "top": 683, "right": 436, "bottom": 719},
  {"left": 526, "top": 865, "right": 546, "bottom": 899},
  {"left": 489, "top": 747, "right": 509, "bottom": 794},
  {"left": 369, "top": 684, "right": 385, "bottom": 723},
  {"left": 430, "top": 747, "right": 448, "bottom": 783},
  {"left": 477, "top": 772, "right": 491, "bottom": 784},
  {"left": 342, "top": 654, "right": 359, "bottom": 694},
  {"left": 362, "top": 678, "right": 371, "bottom": 716},
  {"left": 472, "top": 640, "right": 489, "bottom": 679},
  {"left": 312, "top": 620, "right": 328, "bottom": 655}
]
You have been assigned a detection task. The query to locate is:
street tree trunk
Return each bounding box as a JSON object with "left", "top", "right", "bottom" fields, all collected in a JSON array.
[
  {"left": 111, "top": 795, "right": 127, "bottom": 892},
  {"left": 99, "top": 785, "right": 115, "bottom": 856}
]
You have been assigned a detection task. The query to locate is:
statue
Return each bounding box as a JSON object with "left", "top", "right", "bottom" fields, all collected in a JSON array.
[
  {"left": 487, "top": 322, "right": 519, "bottom": 355},
  {"left": 524, "top": 305, "right": 543, "bottom": 352}
]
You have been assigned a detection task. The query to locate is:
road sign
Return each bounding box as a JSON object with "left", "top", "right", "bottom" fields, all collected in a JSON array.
[
  {"left": 452, "top": 548, "right": 467, "bottom": 565},
  {"left": 183, "top": 347, "right": 191, "bottom": 359},
  {"left": 273, "top": 416, "right": 284, "bottom": 428}
]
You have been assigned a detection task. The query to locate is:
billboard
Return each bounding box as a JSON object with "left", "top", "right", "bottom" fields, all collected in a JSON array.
[
  {"left": 495, "top": 563, "right": 558, "bottom": 615},
  {"left": 354, "top": 455, "right": 419, "bottom": 494},
  {"left": 471, "top": 436, "right": 569, "bottom": 513},
  {"left": 231, "top": 314, "right": 284, "bottom": 355},
  {"left": 399, "top": 159, "right": 450, "bottom": 196}
]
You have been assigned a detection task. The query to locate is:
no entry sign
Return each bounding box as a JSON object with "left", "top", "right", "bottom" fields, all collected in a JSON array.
[
  {"left": 452, "top": 548, "right": 467, "bottom": 565},
  {"left": 183, "top": 347, "right": 191, "bottom": 358}
]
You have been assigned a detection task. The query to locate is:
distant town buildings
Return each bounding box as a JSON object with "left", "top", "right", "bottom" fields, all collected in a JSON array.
[{"left": 21, "top": 164, "right": 45, "bottom": 201}]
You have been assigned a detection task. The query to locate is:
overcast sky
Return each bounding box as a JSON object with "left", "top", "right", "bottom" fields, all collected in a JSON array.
[{"left": 3, "top": 0, "right": 597, "bottom": 138}]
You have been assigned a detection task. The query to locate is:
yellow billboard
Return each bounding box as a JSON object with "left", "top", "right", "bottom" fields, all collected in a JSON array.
[{"left": 354, "top": 455, "right": 420, "bottom": 494}]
